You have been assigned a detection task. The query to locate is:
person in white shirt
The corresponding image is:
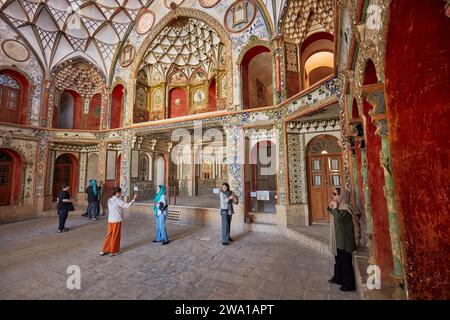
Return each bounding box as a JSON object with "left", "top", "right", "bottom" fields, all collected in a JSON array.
[{"left": 100, "top": 187, "right": 137, "bottom": 257}]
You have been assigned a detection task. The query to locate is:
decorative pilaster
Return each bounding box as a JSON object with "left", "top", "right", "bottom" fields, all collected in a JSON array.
[
  {"left": 79, "top": 152, "right": 87, "bottom": 193},
  {"left": 120, "top": 131, "right": 134, "bottom": 197},
  {"left": 360, "top": 139, "right": 376, "bottom": 265},
  {"left": 100, "top": 85, "right": 110, "bottom": 130},
  {"left": 367, "top": 91, "right": 407, "bottom": 299},
  {"left": 34, "top": 130, "right": 52, "bottom": 212},
  {"left": 96, "top": 133, "right": 107, "bottom": 185},
  {"left": 224, "top": 121, "right": 245, "bottom": 201},
  {"left": 272, "top": 36, "right": 284, "bottom": 104}
]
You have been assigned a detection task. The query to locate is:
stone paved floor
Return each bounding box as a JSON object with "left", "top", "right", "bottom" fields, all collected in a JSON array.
[{"left": 0, "top": 215, "right": 358, "bottom": 300}]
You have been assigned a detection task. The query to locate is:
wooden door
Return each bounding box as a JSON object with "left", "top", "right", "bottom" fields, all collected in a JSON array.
[
  {"left": 0, "top": 76, "right": 21, "bottom": 124},
  {"left": 0, "top": 162, "right": 12, "bottom": 206},
  {"left": 52, "top": 155, "right": 73, "bottom": 201},
  {"left": 307, "top": 154, "right": 344, "bottom": 222},
  {"left": 306, "top": 135, "right": 344, "bottom": 223}
]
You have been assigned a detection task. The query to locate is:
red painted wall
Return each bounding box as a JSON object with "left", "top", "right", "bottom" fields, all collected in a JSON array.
[
  {"left": 87, "top": 93, "right": 101, "bottom": 130},
  {"left": 111, "top": 85, "right": 123, "bottom": 129},
  {"left": 385, "top": 0, "right": 450, "bottom": 299},
  {"left": 286, "top": 70, "right": 300, "bottom": 99},
  {"left": 0, "top": 69, "right": 30, "bottom": 125},
  {"left": 169, "top": 88, "right": 188, "bottom": 118},
  {"left": 208, "top": 79, "right": 216, "bottom": 112}
]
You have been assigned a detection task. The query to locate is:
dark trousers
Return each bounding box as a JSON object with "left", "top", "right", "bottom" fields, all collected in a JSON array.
[
  {"left": 221, "top": 213, "right": 232, "bottom": 243},
  {"left": 87, "top": 201, "right": 100, "bottom": 218},
  {"left": 332, "top": 249, "right": 356, "bottom": 290},
  {"left": 57, "top": 208, "right": 69, "bottom": 231}
]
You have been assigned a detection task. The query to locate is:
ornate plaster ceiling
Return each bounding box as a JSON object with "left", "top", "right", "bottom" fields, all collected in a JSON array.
[
  {"left": 0, "top": 0, "right": 152, "bottom": 75},
  {"left": 282, "top": 0, "right": 334, "bottom": 44},
  {"left": 140, "top": 16, "right": 224, "bottom": 83},
  {"left": 53, "top": 59, "right": 104, "bottom": 96}
]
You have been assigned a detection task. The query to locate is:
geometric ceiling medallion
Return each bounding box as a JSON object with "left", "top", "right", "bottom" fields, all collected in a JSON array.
[
  {"left": 224, "top": 0, "right": 257, "bottom": 33},
  {"left": 120, "top": 43, "right": 135, "bottom": 68},
  {"left": 199, "top": 0, "right": 221, "bottom": 8},
  {"left": 1, "top": 39, "right": 30, "bottom": 62},
  {"left": 135, "top": 9, "right": 155, "bottom": 35}
]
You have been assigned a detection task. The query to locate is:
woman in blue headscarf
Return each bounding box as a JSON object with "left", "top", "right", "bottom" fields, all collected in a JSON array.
[
  {"left": 153, "top": 185, "right": 169, "bottom": 245},
  {"left": 86, "top": 179, "right": 100, "bottom": 221}
]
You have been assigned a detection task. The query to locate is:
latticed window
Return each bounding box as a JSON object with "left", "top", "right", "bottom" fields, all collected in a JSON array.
[
  {"left": 307, "top": 135, "right": 341, "bottom": 154},
  {"left": 0, "top": 74, "right": 21, "bottom": 123}
]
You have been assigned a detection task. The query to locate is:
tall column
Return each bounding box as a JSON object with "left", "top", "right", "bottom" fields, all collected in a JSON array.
[
  {"left": 97, "top": 134, "right": 107, "bottom": 185},
  {"left": 34, "top": 130, "right": 51, "bottom": 213},
  {"left": 275, "top": 121, "right": 288, "bottom": 227},
  {"left": 224, "top": 121, "right": 245, "bottom": 233},
  {"left": 120, "top": 131, "right": 134, "bottom": 199},
  {"left": 100, "top": 86, "right": 110, "bottom": 130},
  {"left": 367, "top": 91, "right": 407, "bottom": 300},
  {"left": 272, "top": 36, "right": 284, "bottom": 104}
]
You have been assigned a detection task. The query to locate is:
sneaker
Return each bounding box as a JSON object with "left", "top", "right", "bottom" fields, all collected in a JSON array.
[
  {"left": 228, "top": 238, "right": 234, "bottom": 242},
  {"left": 93, "top": 217, "right": 99, "bottom": 221},
  {"left": 109, "top": 252, "right": 120, "bottom": 257},
  {"left": 222, "top": 242, "right": 229, "bottom": 246},
  {"left": 63, "top": 228, "right": 69, "bottom": 232},
  {"left": 162, "top": 240, "right": 170, "bottom": 245},
  {"left": 57, "top": 230, "right": 62, "bottom": 233},
  {"left": 152, "top": 239, "right": 161, "bottom": 243},
  {"left": 99, "top": 252, "right": 108, "bottom": 256}
]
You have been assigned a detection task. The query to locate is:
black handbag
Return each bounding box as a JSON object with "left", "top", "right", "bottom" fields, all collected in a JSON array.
[{"left": 67, "top": 203, "right": 75, "bottom": 212}]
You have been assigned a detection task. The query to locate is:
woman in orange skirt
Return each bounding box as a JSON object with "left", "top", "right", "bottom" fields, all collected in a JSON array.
[{"left": 100, "top": 187, "right": 137, "bottom": 257}]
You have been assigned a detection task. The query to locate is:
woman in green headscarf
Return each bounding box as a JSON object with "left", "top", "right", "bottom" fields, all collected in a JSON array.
[
  {"left": 153, "top": 185, "right": 169, "bottom": 245},
  {"left": 86, "top": 179, "right": 100, "bottom": 221}
]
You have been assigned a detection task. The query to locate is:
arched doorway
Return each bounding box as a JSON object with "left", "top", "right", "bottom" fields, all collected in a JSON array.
[
  {"left": 300, "top": 32, "right": 335, "bottom": 90},
  {"left": 52, "top": 154, "right": 78, "bottom": 201},
  {"left": 241, "top": 46, "right": 272, "bottom": 109},
  {"left": 306, "top": 135, "right": 344, "bottom": 222},
  {"left": 55, "top": 90, "right": 82, "bottom": 129},
  {"left": 0, "top": 149, "right": 22, "bottom": 206},
  {"left": 0, "top": 70, "right": 30, "bottom": 125},
  {"left": 155, "top": 156, "right": 166, "bottom": 188}
]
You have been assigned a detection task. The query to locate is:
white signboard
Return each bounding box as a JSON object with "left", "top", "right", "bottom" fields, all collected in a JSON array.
[
  {"left": 213, "top": 188, "right": 220, "bottom": 194},
  {"left": 256, "top": 191, "right": 270, "bottom": 201},
  {"left": 250, "top": 192, "right": 257, "bottom": 198}
]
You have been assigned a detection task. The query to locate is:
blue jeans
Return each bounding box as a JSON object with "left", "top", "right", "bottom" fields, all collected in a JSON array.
[
  {"left": 57, "top": 208, "right": 69, "bottom": 231},
  {"left": 155, "top": 213, "right": 168, "bottom": 242}
]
